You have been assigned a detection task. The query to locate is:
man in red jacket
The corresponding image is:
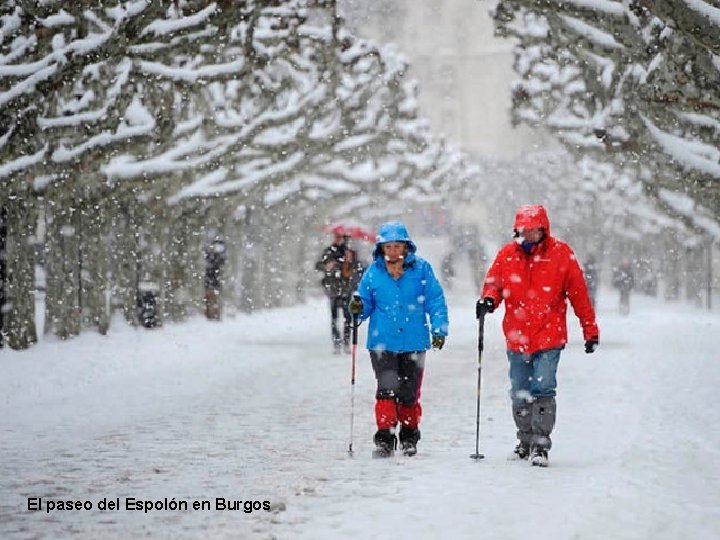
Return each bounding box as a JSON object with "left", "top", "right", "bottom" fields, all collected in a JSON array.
[{"left": 477, "top": 205, "right": 599, "bottom": 467}]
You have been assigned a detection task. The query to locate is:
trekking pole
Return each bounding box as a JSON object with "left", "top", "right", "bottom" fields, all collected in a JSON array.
[
  {"left": 348, "top": 296, "right": 360, "bottom": 456},
  {"left": 470, "top": 313, "right": 486, "bottom": 460}
]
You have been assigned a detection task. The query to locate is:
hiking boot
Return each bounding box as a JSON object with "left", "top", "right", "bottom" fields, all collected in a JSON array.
[
  {"left": 529, "top": 446, "right": 549, "bottom": 467},
  {"left": 513, "top": 442, "right": 530, "bottom": 460},
  {"left": 372, "top": 429, "right": 397, "bottom": 458},
  {"left": 401, "top": 440, "right": 417, "bottom": 456},
  {"left": 399, "top": 427, "right": 420, "bottom": 457}
]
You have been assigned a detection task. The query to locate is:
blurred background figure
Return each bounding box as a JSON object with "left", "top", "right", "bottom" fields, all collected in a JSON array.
[
  {"left": 466, "top": 239, "right": 488, "bottom": 295},
  {"left": 205, "top": 233, "right": 226, "bottom": 321},
  {"left": 440, "top": 251, "right": 456, "bottom": 290},
  {"left": 453, "top": 223, "right": 487, "bottom": 294},
  {"left": 316, "top": 230, "right": 367, "bottom": 354},
  {"left": 612, "top": 260, "right": 635, "bottom": 315},
  {"left": 584, "top": 254, "right": 599, "bottom": 308},
  {"left": 136, "top": 278, "right": 159, "bottom": 328},
  {"left": 341, "top": 247, "right": 366, "bottom": 302}
]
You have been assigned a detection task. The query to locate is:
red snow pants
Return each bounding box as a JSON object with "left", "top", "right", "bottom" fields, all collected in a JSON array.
[{"left": 370, "top": 351, "right": 425, "bottom": 431}]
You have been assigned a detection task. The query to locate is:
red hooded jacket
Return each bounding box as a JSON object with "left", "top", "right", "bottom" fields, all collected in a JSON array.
[{"left": 481, "top": 205, "right": 599, "bottom": 354}]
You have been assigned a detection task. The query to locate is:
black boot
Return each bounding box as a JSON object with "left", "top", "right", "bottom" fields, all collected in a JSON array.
[
  {"left": 512, "top": 441, "right": 530, "bottom": 460},
  {"left": 372, "top": 429, "right": 397, "bottom": 458},
  {"left": 529, "top": 446, "right": 549, "bottom": 467},
  {"left": 399, "top": 427, "right": 420, "bottom": 457}
]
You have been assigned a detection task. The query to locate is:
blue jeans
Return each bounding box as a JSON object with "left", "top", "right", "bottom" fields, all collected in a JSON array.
[{"left": 507, "top": 347, "right": 562, "bottom": 404}]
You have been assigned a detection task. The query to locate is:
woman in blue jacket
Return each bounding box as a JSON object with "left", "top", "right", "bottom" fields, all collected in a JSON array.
[{"left": 349, "top": 221, "right": 449, "bottom": 457}]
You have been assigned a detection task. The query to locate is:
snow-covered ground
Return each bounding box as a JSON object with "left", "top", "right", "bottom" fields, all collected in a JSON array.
[{"left": 1, "top": 249, "right": 719, "bottom": 540}]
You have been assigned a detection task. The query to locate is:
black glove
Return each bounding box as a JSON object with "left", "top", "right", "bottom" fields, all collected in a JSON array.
[
  {"left": 348, "top": 297, "right": 363, "bottom": 315},
  {"left": 476, "top": 297, "right": 495, "bottom": 319},
  {"left": 431, "top": 335, "right": 445, "bottom": 350},
  {"left": 585, "top": 338, "right": 599, "bottom": 354}
]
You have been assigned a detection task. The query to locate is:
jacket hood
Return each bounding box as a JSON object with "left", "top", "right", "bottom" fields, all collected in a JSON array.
[
  {"left": 514, "top": 204, "right": 551, "bottom": 234},
  {"left": 372, "top": 221, "right": 417, "bottom": 260}
]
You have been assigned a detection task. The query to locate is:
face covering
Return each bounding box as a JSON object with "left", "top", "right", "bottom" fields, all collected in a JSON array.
[
  {"left": 514, "top": 229, "right": 543, "bottom": 254},
  {"left": 521, "top": 240, "right": 539, "bottom": 254}
]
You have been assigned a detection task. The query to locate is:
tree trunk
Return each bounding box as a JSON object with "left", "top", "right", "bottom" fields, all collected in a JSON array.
[
  {"left": 684, "top": 245, "right": 704, "bottom": 306},
  {"left": 44, "top": 189, "right": 81, "bottom": 339},
  {"left": 223, "top": 214, "right": 241, "bottom": 317},
  {"left": 293, "top": 212, "right": 313, "bottom": 304},
  {"left": 81, "top": 193, "right": 110, "bottom": 334},
  {"left": 140, "top": 200, "right": 166, "bottom": 327},
  {"left": 0, "top": 205, "right": 7, "bottom": 347},
  {"left": 662, "top": 233, "right": 681, "bottom": 301},
  {"left": 239, "top": 206, "right": 258, "bottom": 313},
  {"left": 163, "top": 209, "right": 189, "bottom": 323},
  {"left": 108, "top": 196, "right": 141, "bottom": 325},
  {"left": 4, "top": 193, "right": 38, "bottom": 349}
]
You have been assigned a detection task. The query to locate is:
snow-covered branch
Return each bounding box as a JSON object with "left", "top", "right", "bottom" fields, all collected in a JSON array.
[{"left": 493, "top": 0, "right": 720, "bottom": 225}]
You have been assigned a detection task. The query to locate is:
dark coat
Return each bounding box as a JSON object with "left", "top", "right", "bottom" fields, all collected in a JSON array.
[
  {"left": 612, "top": 263, "right": 634, "bottom": 292},
  {"left": 205, "top": 240, "right": 226, "bottom": 289},
  {"left": 316, "top": 244, "right": 365, "bottom": 298}
]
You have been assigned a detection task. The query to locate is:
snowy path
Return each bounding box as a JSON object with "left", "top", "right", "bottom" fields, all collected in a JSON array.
[{"left": 1, "top": 282, "right": 719, "bottom": 539}]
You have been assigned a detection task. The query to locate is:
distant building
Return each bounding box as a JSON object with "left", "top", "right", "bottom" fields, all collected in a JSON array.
[{"left": 340, "top": 0, "right": 548, "bottom": 160}]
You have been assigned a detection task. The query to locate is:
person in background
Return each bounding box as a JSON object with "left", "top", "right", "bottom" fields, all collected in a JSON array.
[
  {"left": 349, "top": 221, "right": 448, "bottom": 458},
  {"left": 204, "top": 235, "right": 226, "bottom": 320},
  {"left": 440, "top": 252, "right": 456, "bottom": 290},
  {"left": 466, "top": 241, "right": 487, "bottom": 295},
  {"left": 476, "top": 205, "right": 599, "bottom": 467},
  {"left": 316, "top": 232, "right": 365, "bottom": 354},
  {"left": 584, "top": 253, "right": 599, "bottom": 308},
  {"left": 612, "top": 260, "right": 634, "bottom": 315},
  {"left": 339, "top": 246, "right": 366, "bottom": 312}
]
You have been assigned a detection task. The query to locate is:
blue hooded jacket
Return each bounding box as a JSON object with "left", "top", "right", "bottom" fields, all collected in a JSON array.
[{"left": 355, "top": 221, "right": 449, "bottom": 352}]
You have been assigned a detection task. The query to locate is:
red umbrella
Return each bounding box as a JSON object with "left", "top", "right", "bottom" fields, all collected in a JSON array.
[{"left": 322, "top": 224, "right": 375, "bottom": 242}]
